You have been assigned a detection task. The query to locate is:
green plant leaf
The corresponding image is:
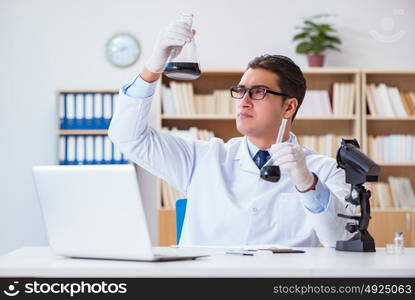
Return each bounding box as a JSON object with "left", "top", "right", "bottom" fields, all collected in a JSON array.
[
  {"left": 292, "top": 32, "right": 309, "bottom": 41},
  {"left": 310, "top": 43, "right": 323, "bottom": 54},
  {"left": 323, "top": 44, "right": 341, "bottom": 51},
  {"left": 304, "top": 20, "right": 320, "bottom": 31},
  {"left": 318, "top": 24, "right": 335, "bottom": 32},
  {"left": 296, "top": 42, "right": 312, "bottom": 54},
  {"left": 310, "top": 34, "right": 325, "bottom": 45},
  {"left": 308, "top": 13, "right": 333, "bottom": 20},
  {"left": 324, "top": 35, "right": 342, "bottom": 44},
  {"left": 294, "top": 13, "right": 341, "bottom": 54}
]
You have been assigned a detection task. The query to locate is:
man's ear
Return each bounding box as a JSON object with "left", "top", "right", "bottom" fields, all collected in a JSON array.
[{"left": 282, "top": 98, "right": 298, "bottom": 119}]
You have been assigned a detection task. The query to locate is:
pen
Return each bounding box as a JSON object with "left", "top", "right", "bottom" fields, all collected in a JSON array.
[{"left": 225, "top": 249, "right": 254, "bottom": 256}]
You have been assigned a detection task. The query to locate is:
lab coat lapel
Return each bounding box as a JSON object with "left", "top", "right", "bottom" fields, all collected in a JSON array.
[{"left": 234, "top": 136, "right": 260, "bottom": 174}]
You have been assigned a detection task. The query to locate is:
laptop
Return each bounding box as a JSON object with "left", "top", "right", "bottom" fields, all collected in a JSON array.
[{"left": 32, "top": 164, "right": 208, "bottom": 261}]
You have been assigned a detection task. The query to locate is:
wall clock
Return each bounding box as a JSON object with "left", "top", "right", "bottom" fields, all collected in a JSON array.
[{"left": 105, "top": 33, "right": 141, "bottom": 68}]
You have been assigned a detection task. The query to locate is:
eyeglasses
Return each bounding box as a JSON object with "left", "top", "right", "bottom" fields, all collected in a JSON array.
[{"left": 230, "top": 85, "right": 291, "bottom": 100}]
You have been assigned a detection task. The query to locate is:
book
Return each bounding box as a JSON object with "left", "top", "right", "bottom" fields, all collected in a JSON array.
[
  {"left": 297, "top": 90, "right": 332, "bottom": 116},
  {"left": 388, "top": 87, "right": 407, "bottom": 117},
  {"left": 388, "top": 176, "right": 415, "bottom": 209},
  {"left": 348, "top": 83, "right": 355, "bottom": 115},
  {"left": 368, "top": 135, "right": 415, "bottom": 162},
  {"left": 375, "top": 83, "right": 394, "bottom": 117},
  {"left": 169, "top": 81, "right": 184, "bottom": 115},
  {"left": 366, "top": 84, "right": 378, "bottom": 116}
]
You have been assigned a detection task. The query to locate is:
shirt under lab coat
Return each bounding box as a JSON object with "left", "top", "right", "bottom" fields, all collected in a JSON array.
[{"left": 108, "top": 77, "right": 355, "bottom": 247}]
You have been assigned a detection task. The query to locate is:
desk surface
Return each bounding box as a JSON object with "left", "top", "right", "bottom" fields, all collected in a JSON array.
[{"left": 0, "top": 247, "right": 414, "bottom": 278}]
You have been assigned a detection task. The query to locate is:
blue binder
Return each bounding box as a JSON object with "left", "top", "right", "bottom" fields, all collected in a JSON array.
[{"left": 60, "top": 94, "right": 67, "bottom": 129}]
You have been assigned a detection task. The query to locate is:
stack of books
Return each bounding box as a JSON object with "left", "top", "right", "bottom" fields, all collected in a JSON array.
[
  {"left": 297, "top": 90, "right": 332, "bottom": 117},
  {"left": 163, "top": 82, "right": 355, "bottom": 117},
  {"left": 59, "top": 135, "right": 127, "bottom": 165},
  {"left": 162, "top": 83, "right": 236, "bottom": 116},
  {"left": 366, "top": 177, "right": 415, "bottom": 209},
  {"left": 297, "top": 83, "right": 355, "bottom": 117},
  {"left": 368, "top": 135, "right": 415, "bottom": 162},
  {"left": 297, "top": 134, "right": 353, "bottom": 158},
  {"left": 332, "top": 83, "right": 355, "bottom": 116},
  {"left": 366, "top": 83, "right": 415, "bottom": 116},
  {"left": 59, "top": 92, "right": 118, "bottom": 129}
]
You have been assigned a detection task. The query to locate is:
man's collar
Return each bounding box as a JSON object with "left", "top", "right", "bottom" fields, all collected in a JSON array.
[
  {"left": 234, "top": 132, "right": 298, "bottom": 174},
  {"left": 245, "top": 132, "right": 298, "bottom": 158}
]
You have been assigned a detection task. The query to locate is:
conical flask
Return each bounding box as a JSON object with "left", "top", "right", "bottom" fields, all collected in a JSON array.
[{"left": 164, "top": 12, "right": 201, "bottom": 80}]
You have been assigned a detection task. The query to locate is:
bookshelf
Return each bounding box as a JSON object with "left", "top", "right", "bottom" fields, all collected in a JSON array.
[
  {"left": 58, "top": 130, "right": 108, "bottom": 135},
  {"left": 361, "top": 70, "right": 415, "bottom": 247},
  {"left": 56, "top": 90, "right": 128, "bottom": 165},
  {"left": 56, "top": 70, "right": 415, "bottom": 247},
  {"left": 157, "top": 68, "right": 362, "bottom": 246}
]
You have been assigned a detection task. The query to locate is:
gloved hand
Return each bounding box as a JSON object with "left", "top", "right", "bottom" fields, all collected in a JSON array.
[
  {"left": 145, "top": 21, "right": 195, "bottom": 73},
  {"left": 270, "top": 142, "right": 315, "bottom": 191}
]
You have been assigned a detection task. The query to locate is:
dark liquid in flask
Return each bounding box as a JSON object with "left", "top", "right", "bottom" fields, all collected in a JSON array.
[{"left": 164, "top": 62, "right": 201, "bottom": 80}]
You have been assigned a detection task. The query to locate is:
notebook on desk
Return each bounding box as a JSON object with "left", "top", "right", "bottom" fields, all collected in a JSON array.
[{"left": 32, "top": 164, "right": 208, "bottom": 262}]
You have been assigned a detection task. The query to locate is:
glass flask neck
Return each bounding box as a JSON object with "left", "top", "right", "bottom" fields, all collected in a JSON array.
[{"left": 180, "top": 12, "right": 193, "bottom": 27}]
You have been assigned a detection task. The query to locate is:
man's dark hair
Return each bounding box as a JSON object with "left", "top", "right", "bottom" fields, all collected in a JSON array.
[{"left": 247, "top": 54, "right": 306, "bottom": 122}]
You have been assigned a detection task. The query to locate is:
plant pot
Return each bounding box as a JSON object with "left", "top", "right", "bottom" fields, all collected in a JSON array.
[{"left": 307, "top": 54, "right": 325, "bottom": 67}]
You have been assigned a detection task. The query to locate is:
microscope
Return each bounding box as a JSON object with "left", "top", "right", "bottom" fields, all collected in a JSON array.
[{"left": 335, "top": 138, "right": 380, "bottom": 252}]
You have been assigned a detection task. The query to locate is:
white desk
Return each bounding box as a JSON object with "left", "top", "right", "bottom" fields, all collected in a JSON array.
[{"left": 0, "top": 247, "right": 414, "bottom": 278}]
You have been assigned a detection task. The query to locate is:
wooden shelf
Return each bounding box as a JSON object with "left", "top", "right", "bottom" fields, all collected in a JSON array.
[
  {"left": 196, "top": 68, "right": 361, "bottom": 74},
  {"left": 162, "top": 114, "right": 357, "bottom": 121},
  {"left": 302, "top": 67, "right": 360, "bottom": 74},
  {"left": 58, "top": 130, "right": 108, "bottom": 135},
  {"left": 162, "top": 114, "right": 235, "bottom": 120},
  {"left": 57, "top": 89, "right": 117, "bottom": 94},
  {"left": 372, "top": 208, "right": 415, "bottom": 212},
  {"left": 361, "top": 70, "right": 415, "bottom": 153},
  {"left": 156, "top": 68, "right": 415, "bottom": 246},
  {"left": 369, "top": 210, "right": 415, "bottom": 247},
  {"left": 361, "top": 69, "right": 415, "bottom": 74},
  {"left": 366, "top": 116, "right": 415, "bottom": 121},
  {"left": 295, "top": 115, "right": 357, "bottom": 120},
  {"left": 378, "top": 162, "right": 415, "bottom": 167}
]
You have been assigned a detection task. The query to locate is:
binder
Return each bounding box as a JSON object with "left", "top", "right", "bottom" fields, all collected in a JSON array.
[
  {"left": 59, "top": 94, "right": 67, "bottom": 129},
  {"left": 103, "top": 93, "right": 113, "bottom": 129},
  {"left": 76, "top": 136, "right": 86, "bottom": 164},
  {"left": 112, "top": 93, "right": 119, "bottom": 116},
  {"left": 85, "top": 93, "right": 94, "bottom": 129},
  {"left": 75, "top": 94, "right": 84, "bottom": 129},
  {"left": 66, "top": 136, "right": 76, "bottom": 164},
  {"left": 104, "top": 136, "right": 113, "bottom": 164},
  {"left": 113, "top": 144, "right": 122, "bottom": 163},
  {"left": 120, "top": 153, "right": 127, "bottom": 164},
  {"left": 66, "top": 94, "right": 76, "bottom": 129},
  {"left": 94, "top": 136, "right": 104, "bottom": 164},
  {"left": 93, "top": 93, "right": 104, "bottom": 129},
  {"left": 59, "top": 136, "right": 67, "bottom": 164},
  {"left": 85, "top": 136, "right": 94, "bottom": 164}
]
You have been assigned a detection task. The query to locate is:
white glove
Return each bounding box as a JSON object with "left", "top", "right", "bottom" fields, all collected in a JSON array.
[
  {"left": 145, "top": 21, "right": 194, "bottom": 73},
  {"left": 270, "top": 142, "right": 315, "bottom": 191}
]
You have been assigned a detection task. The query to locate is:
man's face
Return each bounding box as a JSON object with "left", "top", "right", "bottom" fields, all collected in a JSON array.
[{"left": 235, "top": 68, "right": 287, "bottom": 140}]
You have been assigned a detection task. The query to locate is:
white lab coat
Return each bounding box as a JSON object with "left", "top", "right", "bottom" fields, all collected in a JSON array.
[{"left": 108, "top": 91, "right": 355, "bottom": 247}]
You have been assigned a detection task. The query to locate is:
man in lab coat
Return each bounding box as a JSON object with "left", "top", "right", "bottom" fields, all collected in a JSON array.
[{"left": 108, "top": 21, "right": 354, "bottom": 247}]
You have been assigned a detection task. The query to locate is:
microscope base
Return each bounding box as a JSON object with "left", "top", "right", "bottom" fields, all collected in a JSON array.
[{"left": 335, "top": 230, "right": 376, "bottom": 252}]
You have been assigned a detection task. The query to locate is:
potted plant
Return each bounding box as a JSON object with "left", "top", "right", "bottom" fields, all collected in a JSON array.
[{"left": 293, "top": 14, "right": 341, "bottom": 67}]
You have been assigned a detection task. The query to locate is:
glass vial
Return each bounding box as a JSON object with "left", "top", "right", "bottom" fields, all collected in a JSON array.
[
  {"left": 393, "top": 232, "right": 404, "bottom": 254},
  {"left": 164, "top": 12, "right": 201, "bottom": 80}
]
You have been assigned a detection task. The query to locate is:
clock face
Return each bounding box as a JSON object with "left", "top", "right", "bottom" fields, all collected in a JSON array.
[{"left": 105, "top": 33, "right": 141, "bottom": 68}]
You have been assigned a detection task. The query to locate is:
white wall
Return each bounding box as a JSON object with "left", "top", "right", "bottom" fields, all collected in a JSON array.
[{"left": 0, "top": 0, "right": 414, "bottom": 255}]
